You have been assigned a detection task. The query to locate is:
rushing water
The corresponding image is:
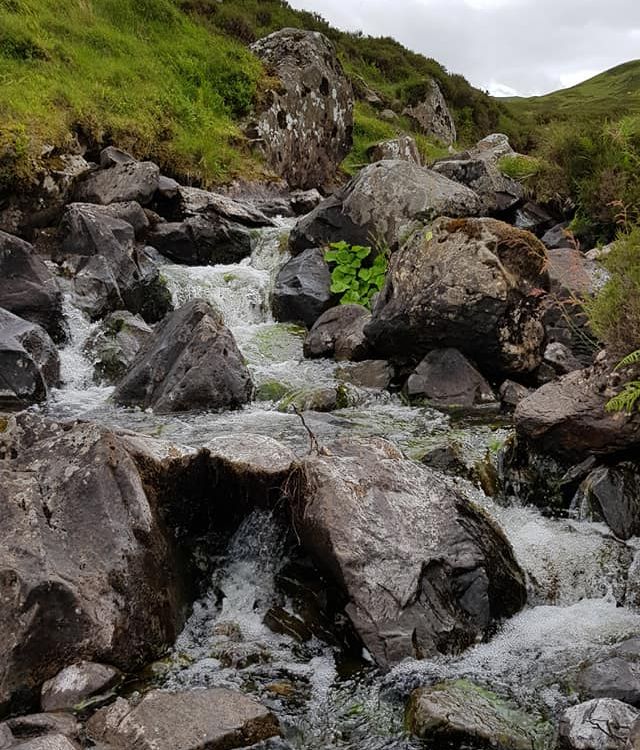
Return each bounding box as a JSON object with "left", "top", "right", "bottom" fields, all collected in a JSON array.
[{"left": 43, "top": 222, "right": 640, "bottom": 748}]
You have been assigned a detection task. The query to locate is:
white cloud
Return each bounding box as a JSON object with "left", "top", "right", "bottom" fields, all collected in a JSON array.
[{"left": 558, "top": 69, "right": 600, "bottom": 89}]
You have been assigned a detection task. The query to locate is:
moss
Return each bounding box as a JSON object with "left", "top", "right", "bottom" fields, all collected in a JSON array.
[
  {"left": 0, "top": 415, "right": 8, "bottom": 432},
  {"left": 498, "top": 154, "right": 540, "bottom": 181},
  {"left": 255, "top": 380, "right": 289, "bottom": 402}
]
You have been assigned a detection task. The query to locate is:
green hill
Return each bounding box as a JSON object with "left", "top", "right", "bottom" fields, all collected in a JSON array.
[{"left": 0, "top": 0, "right": 501, "bottom": 192}]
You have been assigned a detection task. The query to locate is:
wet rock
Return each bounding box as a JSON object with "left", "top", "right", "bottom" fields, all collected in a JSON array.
[
  {"left": 303, "top": 304, "right": 371, "bottom": 361},
  {"left": 515, "top": 358, "right": 640, "bottom": 461},
  {"left": 0, "top": 231, "right": 65, "bottom": 342},
  {"left": 582, "top": 462, "right": 640, "bottom": 540},
  {"left": 367, "top": 136, "right": 421, "bottom": 165},
  {"left": 542, "top": 222, "right": 573, "bottom": 249},
  {"left": 113, "top": 299, "right": 253, "bottom": 413},
  {"left": 205, "top": 435, "right": 296, "bottom": 481},
  {"left": 292, "top": 437, "right": 526, "bottom": 668},
  {"left": 41, "top": 662, "right": 122, "bottom": 712},
  {"left": 168, "top": 187, "right": 274, "bottom": 227},
  {"left": 558, "top": 699, "right": 638, "bottom": 750},
  {"left": 499, "top": 380, "right": 532, "bottom": 409},
  {"left": 577, "top": 657, "right": 640, "bottom": 706},
  {"left": 365, "top": 218, "right": 547, "bottom": 376},
  {"left": 406, "top": 680, "right": 552, "bottom": 750},
  {"left": 0, "top": 308, "right": 60, "bottom": 409},
  {"left": 544, "top": 342, "right": 583, "bottom": 375},
  {"left": 85, "top": 311, "right": 153, "bottom": 384},
  {"left": 99, "top": 147, "right": 134, "bottom": 169},
  {"left": 420, "top": 443, "right": 468, "bottom": 476},
  {"left": 289, "top": 160, "right": 481, "bottom": 254},
  {"left": 405, "top": 348, "right": 496, "bottom": 408},
  {"left": 402, "top": 79, "right": 456, "bottom": 145},
  {"left": 278, "top": 385, "right": 351, "bottom": 413},
  {"left": 248, "top": 28, "right": 353, "bottom": 190},
  {"left": 271, "top": 249, "right": 333, "bottom": 328},
  {"left": 74, "top": 160, "right": 160, "bottom": 206},
  {"left": 5, "top": 713, "right": 80, "bottom": 741},
  {"left": 510, "top": 201, "right": 554, "bottom": 236},
  {"left": 10, "top": 735, "right": 79, "bottom": 750},
  {"left": 0, "top": 414, "right": 184, "bottom": 714},
  {"left": 87, "top": 688, "right": 280, "bottom": 750},
  {"left": 433, "top": 133, "right": 524, "bottom": 213},
  {"left": 336, "top": 360, "right": 393, "bottom": 389}
]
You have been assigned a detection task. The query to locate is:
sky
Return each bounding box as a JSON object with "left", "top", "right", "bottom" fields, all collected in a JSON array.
[{"left": 287, "top": 0, "right": 640, "bottom": 96}]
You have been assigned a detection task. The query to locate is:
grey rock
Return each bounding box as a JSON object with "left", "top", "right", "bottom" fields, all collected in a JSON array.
[
  {"left": 542, "top": 222, "right": 573, "bottom": 249},
  {"left": 292, "top": 437, "right": 526, "bottom": 668},
  {"left": 365, "top": 218, "right": 548, "bottom": 376},
  {"left": 511, "top": 201, "right": 554, "bottom": 235},
  {"left": 74, "top": 161, "right": 160, "bottom": 206},
  {"left": 407, "top": 680, "right": 552, "bottom": 750},
  {"left": 272, "top": 249, "right": 333, "bottom": 328},
  {"left": 304, "top": 304, "right": 371, "bottom": 361},
  {"left": 433, "top": 133, "right": 523, "bottom": 213},
  {"left": 583, "top": 462, "right": 640, "bottom": 540},
  {"left": 41, "top": 661, "right": 122, "bottom": 712},
  {"left": 205, "top": 434, "right": 296, "bottom": 480},
  {"left": 0, "top": 724, "right": 12, "bottom": 749},
  {"left": 289, "top": 160, "right": 481, "bottom": 254},
  {"left": 86, "top": 688, "right": 280, "bottom": 750},
  {"left": 11, "top": 735, "right": 79, "bottom": 750},
  {"left": 99, "top": 147, "right": 134, "bottom": 168},
  {"left": 402, "top": 79, "right": 456, "bottom": 145},
  {"left": 0, "top": 308, "right": 60, "bottom": 409},
  {"left": 248, "top": 29, "right": 353, "bottom": 190},
  {"left": 290, "top": 189, "right": 323, "bottom": 216},
  {"left": 172, "top": 187, "right": 274, "bottom": 227},
  {"left": 405, "top": 348, "right": 496, "bottom": 408},
  {"left": 544, "top": 342, "right": 583, "bottom": 375},
  {"left": 157, "top": 175, "right": 180, "bottom": 199},
  {"left": 499, "top": 380, "right": 532, "bottom": 409},
  {"left": 113, "top": 299, "right": 253, "bottom": 413},
  {"left": 558, "top": 699, "right": 638, "bottom": 750},
  {"left": 380, "top": 109, "right": 397, "bottom": 121},
  {"left": 420, "top": 443, "right": 468, "bottom": 476},
  {"left": 367, "top": 136, "right": 421, "bottom": 165},
  {"left": 336, "top": 360, "right": 393, "bottom": 389},
  {"left": 0, "top": 231, "right": 65, "bottom": 342},
  {"left": 67, "top": 201, "right": 149, "bottom": 236},
  {"left": 85, "top": 311, "right": 153, "bottom": 384},
  {"left": 578, "top": 657, "right": 640, "bottom": 706},
  {"left": 0, "top": 414, "right": 183, "bottom": 713},
  {"left": 6, "top": 713, "right": 80, "bottom": 741}
]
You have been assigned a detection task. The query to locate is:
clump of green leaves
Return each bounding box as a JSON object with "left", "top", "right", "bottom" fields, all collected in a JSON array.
[
  {"left": 324, "top": 241, "right": 387, "bottom": 308},
  {"left": 606, "top": 349, "right": 640, "bottom": 413}
]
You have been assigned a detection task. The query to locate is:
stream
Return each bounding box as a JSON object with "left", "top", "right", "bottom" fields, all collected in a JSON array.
[{"left": 42, "top": 222, "right": 640, "bottom": 748}]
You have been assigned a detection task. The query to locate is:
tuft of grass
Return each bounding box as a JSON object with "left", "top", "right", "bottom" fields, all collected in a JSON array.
[{"left": 498, "top": 154, "right": 540, "bottom": 181}]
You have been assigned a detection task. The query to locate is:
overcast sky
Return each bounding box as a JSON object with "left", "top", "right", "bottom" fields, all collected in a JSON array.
[{"left": 288, "top": 0, "right": 640, "bottom": 96}]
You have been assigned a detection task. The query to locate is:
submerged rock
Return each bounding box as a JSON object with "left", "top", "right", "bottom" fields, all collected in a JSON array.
[
  {"left": 365, "top": 218, "right": 548, "bottom": 376},
  {"left": 558, "top": 699, "right": 638, "bottom": 750},
  {"left": 41, "top": 661, "right": 122, "bottom": 712},
  {"left": 271, "top": 248, "right": 333, "bottom": 328},
  {"left": 248, "top": 28, "right": 353, "bottom": 190},
  {"left": 303, "top": 304, "right": 371, "bottom": 361},
  {"left": 113, "top": 299, "right": 253, "bottom": 413},
  {"left": 87, "top": 688, "right": 280, "bottom": 750},
  {"left": 292, "top": 437, "right": 526, "bottom": 668},
  {"left": 289, "top": 160, "right": 481, "bottom": 254}
]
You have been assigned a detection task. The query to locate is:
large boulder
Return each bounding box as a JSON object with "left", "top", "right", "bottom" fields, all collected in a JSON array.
[
  {"left": 271, "top": 248, "right": 333, "bottom": 328},
  {"left": 367, "top": 136, "right": 421, "bottom": 165},
  {"left": 515, "top": 357, "right": 640, "bottom": 461},
  {"left": 303, "top": 304, "right": 371, "bottom": 361},
  {"left": 292, "top": 437, "right": 526, "bottom": 668},
  {"left": 365, "top": 218, "right": 548, "bottom": 376},
  {"left": 432, "top": 133, "right": 524, "bottom": 213},
  {"left": 0, "top": 414, "right": 185, "bottom": 715},
  {"left": 247, "top": 28, "right": 353, "bottom": 190},
  {"left": 289, "top": 160, "right": 481, "bottom": 254},
  {"left": 577, "top": 654, "right": 640, "bottom": 706},
  {"left": 558, "top": 699, "right": 638, "bottom": 750},
  {"left": 402, "top": 79, "right": 456, "bottom": 145},
  {"left": 0, "top": 232, "right": 65, "bottom": 342},
  {"left": 113, "top": 299, "right": 253, "bottom": 413},
  {"left": 0, "top": 308, "right": 60, "bottom": 409},
  {"left": 73, "top": 160, "right": 160, "bottom": 206},
  {"left": 87, "top": 689, "right": 280, "bottom": 750}
]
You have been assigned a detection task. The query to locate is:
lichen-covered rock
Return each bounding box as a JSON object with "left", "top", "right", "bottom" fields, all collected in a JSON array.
[
  {"left": 74, "top": 160, "right": 160, "bottom": 206},
  {"left": 365, "top": 218, "right": 548, "bottom": 376},
  {"left": 303, "top": 304, "right": 371, "bottom": 361},
  {"left": 0, "top": 231, "right": 65, "bottom": 342},
  {"left": 289, "top": 160, "right": 481, "bottom": 254},
  {"left": 406, "top": 680, "right": 552, "bottom": 750},
  {"left": 248, "top": 28, "right": 353, "bottom": 190},
  {"left": 271, "top": 248, "right": 333, "bottom": 328},
  {"left": 558, "top": 699, "right": 638, "bottom": 750},
  {"left": 0, "top": 414, "right": 185, "bottom": 714},
  {"left": 367, "top": 136, "right": 421, "bottom": 165},
  {"left": 292, "top": 437, "right": 526, "bottom": 668},
  {"left": 85, "top": 311, "right": 153, "bottom": 384},
  {"left": 0, "top": 308, "right": 60, "bottom": 409},
  {"left": 86, "top": 689, "right": 280, "bottom": 750},
  {"left": 41, "top": 661, "right": 122, "bottom": 712},
  {"left": 433, "top": 133, "right": 524, "bottom": 213},
  {"left": 113, "top": 299, "right": 253, "bottom": 413},
  {"left": 402, "top": 79, "right": 456, "bottom": 145}
]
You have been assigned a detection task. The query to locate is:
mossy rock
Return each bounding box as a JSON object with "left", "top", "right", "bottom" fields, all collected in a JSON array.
[{"left": 255, "top": 380, "right": 290, "bottom": 402}]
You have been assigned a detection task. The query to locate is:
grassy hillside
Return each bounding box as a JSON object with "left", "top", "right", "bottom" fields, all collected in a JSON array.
[{"left": 0, "top": 0, "right": 500, "bottom": 192}]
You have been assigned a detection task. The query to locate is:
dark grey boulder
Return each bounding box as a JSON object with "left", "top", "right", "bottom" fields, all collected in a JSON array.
[
  {"left": 289, "top": 160, "right": 481, "bottom": 254},
  {"left": 248, "top": 28, "right": 353, "bottom": 190},
  {"left": 67, "top": 201, "right": 149, "bottom": 236},
  {"left": 303, "top": 304, "right": 371, "bottom": 361},
  {"left": 41, "top": 661, "right": 122, "bottom": 712},
  {"left": 85, "top": 311, "right": 153, "bottom": 384},
  {"left": 365, "top": 218, "right": 548, "bottom": 376},
  {"left": 292, "top": 437, "right": 526, "bottom": 668},
  {"left": 0, "top": 231, "right": 65, "bottom": 342},
  {"left": 510, "top": 201, "right": 554, "bottom": 236},
  {"left": 0, "top": 308, "right": 60, "bottom": 409},
  {"left": 113, "top": 299, "right": 253, "bottom": 413},
  {"left": 405, "top": 348, "right": 496, "bottom": 408},
  {"left": 74, "top": 160, "right": 160, "bottom": 206},
  {"left": 169, "top": 187, "right": 275, "bottom": 226},
  {"left": 578, "top": 656, "right": 640, "bottom": 706},
  {"left": 99, "top": 146, "right": 134, "bottom": 169},
  {"left": 583, "top": 462, "right": 640, "bottom": 540},
  {"left": 87, "top": 688, "right": 280, "bottom": 750},
  {"left": 542, "top": 222, "right": 573, "bottom": 249},
  {"left": 544, "top": 342, "right": 583, "bottom": 375},
  {"left": 336, "top": 360, "right": 393, "bottom": 389},
  {"left": 272, "top": 249, "right": 333, "bottom": 328},
  {"left": 499, "top": 380, "right": 532, "bottom": 409}
]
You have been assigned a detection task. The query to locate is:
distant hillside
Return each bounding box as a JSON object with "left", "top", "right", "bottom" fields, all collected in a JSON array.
[{"left": 0, "top": 0, "right": 501, "bottom": 191}]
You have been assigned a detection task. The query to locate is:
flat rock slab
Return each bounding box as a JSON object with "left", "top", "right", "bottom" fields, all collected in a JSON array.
[
  {"left": 205, "top": 435, "right": 296, "bottom": 478},
  {"left": 87, "top": 689, "right": 280, "bottom": 750}
]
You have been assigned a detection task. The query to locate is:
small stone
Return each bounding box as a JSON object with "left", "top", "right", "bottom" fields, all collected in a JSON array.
[{"left": 41, "top": 661, "right": 122, "bottom": 712}]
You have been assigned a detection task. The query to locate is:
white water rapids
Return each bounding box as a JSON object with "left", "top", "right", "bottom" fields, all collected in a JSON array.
[{"left": 42, "top": 223, "right": 640, "bottom": 749}]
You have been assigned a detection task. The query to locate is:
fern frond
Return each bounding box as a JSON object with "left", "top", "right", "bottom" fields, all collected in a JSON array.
[
  {"left": 615, "top": 349, "right": 640, "bottom": 369},
  {"left": 606, "top": 380, "right": 640, "bottom": 413}
]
